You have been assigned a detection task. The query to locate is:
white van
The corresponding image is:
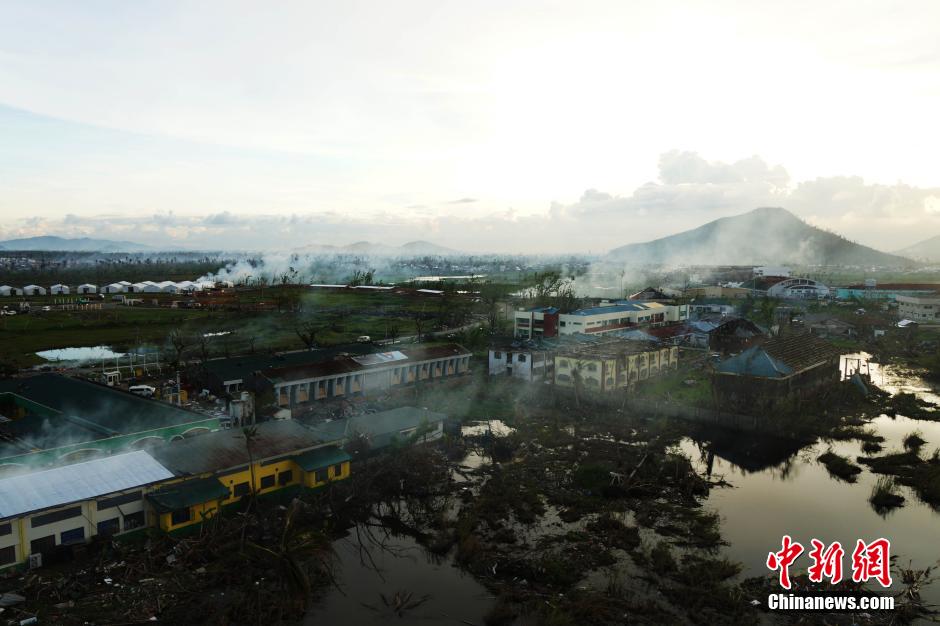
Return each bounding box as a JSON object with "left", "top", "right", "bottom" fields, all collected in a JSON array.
[{"left": 128, "top": 385, "right": 156, "bottom": 398}]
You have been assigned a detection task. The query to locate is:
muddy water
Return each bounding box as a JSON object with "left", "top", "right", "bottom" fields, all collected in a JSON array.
[
  {"left": 680, "top": 364, "right": 940, "bottom": 606},
  {"left": 305, "top": 530, "right": 492, "bottom": 625}
]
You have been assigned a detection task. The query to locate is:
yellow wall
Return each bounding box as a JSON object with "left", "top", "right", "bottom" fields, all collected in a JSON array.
[{"left": 303, "top": 460, "right": 351, "bottom": 489}]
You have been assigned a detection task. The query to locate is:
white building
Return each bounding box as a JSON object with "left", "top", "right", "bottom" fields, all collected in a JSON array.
[
  {"left": 76, "top": 284, "right": 97, "bottom": 294},
  {"left": 50, "top": 284, "right": 70, "bottom": 295},
  {"left": 0, "top": 451, "right": 173, "bottom": 570},
  {"left": 102, "top": 283, "right": 126, "bottom": 294},
  {"left": 513, "top": 301, "right": 689, "bottom": 340},
  {"left": 897, "top": 295, "right": 940, "bottom": 322},
  {"left": 129, "top": 282, "right": 149, "bottom": 293},
  {"left": 488, "top": 346, "right": 553, "bottom": 381},
  {"left": 0, "top": 286, "right": 11, "bottom": 297},
  {"left": 754, "top": 266, "right": 791, "bottom": 278},
  {"left": 157, "top": 281, "right": 180, "bottom": 293},
  {"left": 765, "top": 278, "right": 830, "bottom": 299},
  {"left": 23, "top": 285, "right": 47, "bottom": 296}
]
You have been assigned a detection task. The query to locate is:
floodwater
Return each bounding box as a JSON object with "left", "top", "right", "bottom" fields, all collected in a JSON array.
[
  {"left": 679, "top": 362, "right": 940, "bottom": 606},
  {"left": 305, "top": 529, "right": 493, "bottom": 625},
  {"left": 35, "top": 345, "right": 125, "bottom": 362}
]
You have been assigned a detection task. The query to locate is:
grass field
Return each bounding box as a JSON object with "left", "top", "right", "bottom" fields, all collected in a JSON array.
[{"left": 0, "top": 285, "right": 487, "bottom": 367}]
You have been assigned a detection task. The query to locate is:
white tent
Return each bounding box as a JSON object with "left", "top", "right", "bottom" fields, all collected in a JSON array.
[
  {"left": 141, "top": 283, "right": 162, "bottom": 293},
  {"left": 176, "top": 280, "right": 196, "bottom": 291},
  {"left": 77, "top": 284, "right": 97, "bottom": 294},
  {"left": 102, "top": 283, "right": 126, "bottom": 294},
  {"left": 0, "top": 286, "right": 11, "bottom": 296},
  {"left": 129, "top": 282, "right": 149, "bottom": 293},
  {"left": 50, "top": 284, "right": 70, "bottom": 295},
  {"left": 157, "top": 281, "right": 180, "bottom": 293},
  {"left": 118, "top": 280, "right": 133, "bottom": 287},
  {"left": 23, "top": 285, "right": 47, "bottom": 296}
]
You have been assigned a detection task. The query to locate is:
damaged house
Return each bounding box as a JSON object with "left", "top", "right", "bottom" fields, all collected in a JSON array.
[{"left": 712, "top": 333, "right": 842, "bottom": 412}]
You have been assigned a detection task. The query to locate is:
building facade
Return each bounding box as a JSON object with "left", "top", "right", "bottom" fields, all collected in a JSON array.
[{"left": 897, "top": 295, "right": 940, "bottom": 322}]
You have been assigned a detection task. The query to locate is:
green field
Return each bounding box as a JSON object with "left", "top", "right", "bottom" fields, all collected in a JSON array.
[{"left": 0, "top": 287, "right": 483, "bottom": 367}]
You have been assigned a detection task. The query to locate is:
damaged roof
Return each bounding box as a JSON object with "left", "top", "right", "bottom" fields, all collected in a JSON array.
[
  {"left": 150, "top": 420, "right": 328, "bottom": 476},
  {"left": 717, "top": 332, "right": 841, "bottom": 378},
  {"left": 261, "top": 343, "right": 470, "bottom": 383}
]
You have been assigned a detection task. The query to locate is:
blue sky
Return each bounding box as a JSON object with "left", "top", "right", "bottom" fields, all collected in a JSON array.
[{"left": 1, "top": 1, "right": 940, "bottom": 252}]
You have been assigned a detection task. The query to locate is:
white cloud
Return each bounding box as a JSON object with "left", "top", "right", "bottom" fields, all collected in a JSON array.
[{"left": 4, "top": 151, "right": 938, "bottom": 253}]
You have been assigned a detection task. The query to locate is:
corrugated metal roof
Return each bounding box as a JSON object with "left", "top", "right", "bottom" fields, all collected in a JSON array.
[
  {"left": 147, "top": 476, "right": 230, "bottom": 513},
  {"left": 293, "top": 446, "right": 352, "bottom": 472},
  {"left": 0, "top": 450, "right": 173, "bottom": 519},
  {"left": 150, "top": 420, "right": 326, "bottom": 476}
]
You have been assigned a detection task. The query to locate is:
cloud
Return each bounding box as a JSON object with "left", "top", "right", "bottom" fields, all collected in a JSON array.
[
  {"left": 448, "top": 197, "right": 478, "bottom": 204},
  {"left": 4, "top": 151, "right": 939, "bottom": 254}
]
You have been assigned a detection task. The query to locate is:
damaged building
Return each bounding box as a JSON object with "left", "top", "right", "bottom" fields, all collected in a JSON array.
[
  {"left": 513, "top": 301, "right": 689, "bottom": 340},
  {"left": 712, "top": 333, "right": 843, "bottom": 412}
]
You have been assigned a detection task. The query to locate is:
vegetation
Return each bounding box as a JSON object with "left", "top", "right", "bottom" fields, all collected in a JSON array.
[{"left": 818, "top": 450, "right": 863, "bottom": 482}]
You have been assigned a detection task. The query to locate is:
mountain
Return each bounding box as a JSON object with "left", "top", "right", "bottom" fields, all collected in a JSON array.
[
  {"left": 292, "top": 240, "right": 460, "bottom": 256},
  {"left": 895, "top": 235, "right": 940, "bottom": 263},
  {"left": 0, "top": 236, "right": 151, "bottom": 252},
  {"left": 607, "top": 207, "right": 912, "bottom": 267}
]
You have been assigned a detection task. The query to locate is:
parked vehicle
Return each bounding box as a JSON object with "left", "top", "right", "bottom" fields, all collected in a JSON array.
[{"left": 128, "top": 385, "right": 157, "bottom": 398}]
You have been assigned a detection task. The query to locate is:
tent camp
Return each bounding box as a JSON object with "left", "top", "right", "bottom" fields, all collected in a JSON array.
[
  {"left": 50, "top": 284, "right": 70, "bottom": 295},
  {"left": 23, "top": 285, "right": 47, "bottom": 296},
  {"left": 77, "top": 284, "right": 97, "bottom": 294}
]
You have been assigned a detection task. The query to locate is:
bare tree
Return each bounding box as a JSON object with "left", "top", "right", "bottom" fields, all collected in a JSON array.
[{"left": 295, "top": 320, "right": 321, "bottom": 350}]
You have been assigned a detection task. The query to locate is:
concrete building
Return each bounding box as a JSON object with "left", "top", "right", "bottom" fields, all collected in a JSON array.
[
  {"left": 512, "top": 306, "right": 559, "bottom": 340},
  {"left": 0, "top": 451, "right": 174, "bottom": 568},
  {"left": 834, "top": 282, "right": 940, "bottom": 302},
  {"left": 513, "top": 301, "right": 689, "bottom": 340},
  {"left": 237, "top": 344, "right": 471, "bottom": 413},
  {"left": 0, "top": 421, "right": 353, "bottom": 567},
  {"left": 897, "top": 295, "right": 940, "bottom": 322},
  {"left": 488, "top": 345, "right": 554, "bottom": 381},
  {"left": 553, "top": 341, "right": 679, "bottom": 394},
  {"left": 684, "top": 286, "right": 752, "bottom": 300},
  {"left": 147, "top": 420, "right": 348, "bottom": 533}
]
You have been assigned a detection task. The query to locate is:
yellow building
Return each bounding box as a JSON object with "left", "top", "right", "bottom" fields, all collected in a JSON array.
[
  {"left": 554, "top": 341, "right": 679, "bottom": 393},
  {"left": 147, "top": 421, "right": 350, "bottom": 532}
]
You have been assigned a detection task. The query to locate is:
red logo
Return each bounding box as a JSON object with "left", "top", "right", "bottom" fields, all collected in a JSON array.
[{"left": 767, "top": 537, "right": 892, "bottom": 588}]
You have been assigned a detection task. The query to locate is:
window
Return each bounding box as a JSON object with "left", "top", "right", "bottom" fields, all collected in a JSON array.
[
  {"left": 0, "top": 522, "right": 11, "bottom": 537},
  {"left": 97, "top": 518, "right": 120, "bottom": 537},
  {"left": 559, "top": 359, "right": 569, "bottom": 368},
  {"left": 123, "top": 511, "right": 145, "bottom": 530},
  {"left": 30, "top": 535, "right": 55, "bottom": 557},
  {"left": 0, "top": 545, "right": 14, "bottom": 566},
  {"left": 170, "top": 509, "right": 191, "bottom": 526},
  {"left": 233, "top": 482, "right": 250, "bottom": 497},
  {"left": 60, "top": 527, "right": 85, "bottom": 545},
  {"left": 31, "top": 506, "right": 81, "bottom": 528},
  {"left": 313, "top": 469, "right": 327, "bottom": 484},
  {"left": 517, "top": 354, "right": 527, "bottom": 363},
  {"left": 332, "top": 463, "right": 345, "bottom": 478},
  {"left": 278, "top": 470, "right": 293, "bottom": 485},
  {"left": 494, "top": 351, "right": 502, "bottom": 359},
  {"left": 97, "top": 491, "right": 142, "bottom": 511},
  {"left": 259, "top": 475, "right": 276, "bottom": 490},
  {"left": 587, "top": 363, "right": 598, "bottom": 372}
]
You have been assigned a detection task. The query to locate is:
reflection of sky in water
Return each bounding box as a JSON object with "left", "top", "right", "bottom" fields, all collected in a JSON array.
[
  {"left": 305, "top": 530, "right": 491, "bottom": 625},
  {"left": 680, "top": 363, "right": 940, "bottom": 604},
  {"left": 36, "top": 346, "right": 124, "bottom": 362}
]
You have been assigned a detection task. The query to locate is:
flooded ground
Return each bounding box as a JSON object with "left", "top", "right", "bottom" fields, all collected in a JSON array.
[
  {"left": 35, "top": 345, "right": 124, "bottom": 362},
  {"left": 305, "top": 529, "right": 493, "bottom": 625},
  {"left": 681, "top": 362, "right": 940, "bottom": 607}
]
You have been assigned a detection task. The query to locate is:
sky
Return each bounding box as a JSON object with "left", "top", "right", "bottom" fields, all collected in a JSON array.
[{"left": 1, "top": 0, "right": 939, "bottom": 253}]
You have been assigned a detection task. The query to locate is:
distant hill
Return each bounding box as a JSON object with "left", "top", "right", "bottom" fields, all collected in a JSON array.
[
  {"left": 0, "top": 236, "right": 151, "bottom": 252},
  {"left": 292, "top": 240, "right": 460, "bottom": 256},
  {"left": 895, "top": 235, "right": 940, "bottom": 262},
  {"left": 607, "top": 207, "right": 912, "bottom": 267}
]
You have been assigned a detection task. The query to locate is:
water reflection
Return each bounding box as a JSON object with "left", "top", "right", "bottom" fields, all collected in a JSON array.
[{"left": 305, "top": 528, "right": 492, "bottom": 625}]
